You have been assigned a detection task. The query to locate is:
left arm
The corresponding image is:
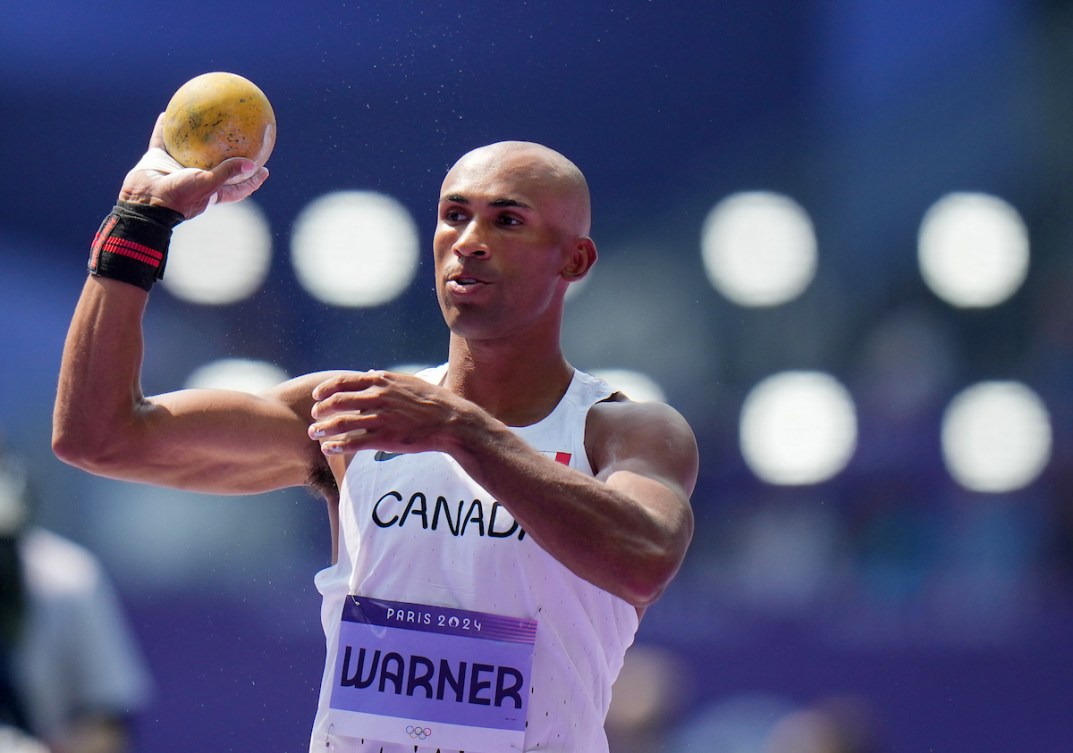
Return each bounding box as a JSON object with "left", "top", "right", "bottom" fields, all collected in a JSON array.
[
  {"left": 309, "top": 372, "right": 698, "bottom": 608},
  {"left": 453, "top": 398, "right": 697, "bottom": 609}
]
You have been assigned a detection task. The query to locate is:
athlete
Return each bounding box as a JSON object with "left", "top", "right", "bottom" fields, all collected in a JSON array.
[{"left": 52, "top": 115, "right": 698, "bottom": 753}]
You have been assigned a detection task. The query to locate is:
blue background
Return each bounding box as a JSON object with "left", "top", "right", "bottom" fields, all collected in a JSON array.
[{"left": 3, "top": 2, "right": 1073, "bottom": 751}]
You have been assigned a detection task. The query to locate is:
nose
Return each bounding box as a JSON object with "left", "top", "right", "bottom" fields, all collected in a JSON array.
[{"left": 453, "top": 220, "right": 490, "bottom": 259}]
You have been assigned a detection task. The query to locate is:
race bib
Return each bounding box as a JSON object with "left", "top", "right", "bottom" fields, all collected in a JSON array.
[{"left": 327, "top": 595, "right": 538, "bottom": 752}]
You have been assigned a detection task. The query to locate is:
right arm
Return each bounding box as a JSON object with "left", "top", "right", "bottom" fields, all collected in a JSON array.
[
  {"left": 52, "top": 279, "right": 330, "bottom": 493},
  {"left": 52, "top": 117, "right": 327, "bottom": 496}
]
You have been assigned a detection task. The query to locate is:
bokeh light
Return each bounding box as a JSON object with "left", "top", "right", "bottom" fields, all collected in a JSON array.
[
  {"left": 0, "top": 458, "right": 28, "bottom": 533},
  {"left": 740, "top": 371, "right": 858, "bottom": 485},
  {"left": 591, "top": 368, "right": 666, "bottom": 403},
  {"left": 564, "top": 270, "right": 591, "bottom": 300},
  {"left": 701, "top": 191, "right": 818, "bottom": 306},
  {"left": 184, "top": 358, "right": 290, "bottom": 393},
  {"left": 387, "top": 363, "right": 436, "bottom": 375},
  {"left": 291, "top": 190, "right": 420, "bottom": 307},
  {"left": 163, "top": 200, "right": 272, "bottom": 304},
  {"left": 941, "top": 381, "right": 1052, "bottom": 493},
  {"left": 918, "top": 193, "right": 1029, "bottom": 308}
]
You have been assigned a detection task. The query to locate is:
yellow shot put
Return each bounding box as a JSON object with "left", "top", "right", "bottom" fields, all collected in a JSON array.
[{"left": 162, "top": 72, "right": 276, "bottom": 180}]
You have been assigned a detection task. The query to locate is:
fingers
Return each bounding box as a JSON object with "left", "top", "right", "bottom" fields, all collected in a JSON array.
[
  {"left": 306, "top": 371, "right": 448, "bottom": 456},
  {"left": 320, "top": 438, "right": 363, "bottom": 456},
  {"left": 312, "top": 371, "right": 386, "bottom": 401},
  {"left": 215, "top": 165, "right": 270, "bottom": 205},
  {"left": 308, "top": 371, "right": 392, "bottom": 445},
  {"left": 211, "top": 157, "right": 259, "bottom": 186},
  {"left": 210, "top": 157, "right": 266, "bottom": 205},
  {"left": 318, "top": 430, "right": 371, "bottom": 456},
  {"left": 309, "top": 406, "right": 378, "bottom": 456},
  {"left": 309, "top": 378, "right": 381, "bottom": 433},
  {"left": 309, "top": 388, "right": 375, "bottom": 424},
  {"left": 171, "top": 158, "right": 260, "bottom": 214},
  {"left": 309, "top": 412, "right": 373, "bottom": 442}
]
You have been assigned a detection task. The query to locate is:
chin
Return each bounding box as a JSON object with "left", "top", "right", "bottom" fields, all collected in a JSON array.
[{"left": 445, "top": 313, "right": 508, "bottom": 342}]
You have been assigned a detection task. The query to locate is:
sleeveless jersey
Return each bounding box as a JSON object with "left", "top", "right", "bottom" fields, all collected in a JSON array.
[{"left": 309, "top": 367, "right": 639, "bottom": 752}]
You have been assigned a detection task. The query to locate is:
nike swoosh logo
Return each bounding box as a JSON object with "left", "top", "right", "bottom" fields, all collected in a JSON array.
[{"left": 374, "top": 450, "right": 404, "bottom": 462}]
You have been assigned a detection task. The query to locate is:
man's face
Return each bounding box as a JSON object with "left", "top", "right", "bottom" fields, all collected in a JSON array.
[{"left": 433, "top": 148, "right": 577, "bottom": 341}]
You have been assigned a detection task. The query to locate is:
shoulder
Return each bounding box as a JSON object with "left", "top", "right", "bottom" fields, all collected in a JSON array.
[
  {"left": 585, "top": 397, "right": 698, "bottom": 479},
  {"left": 588, "top": 395, "right": 694, "bottom": 438}
]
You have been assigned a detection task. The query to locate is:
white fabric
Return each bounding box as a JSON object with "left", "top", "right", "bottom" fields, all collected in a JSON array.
[
  {"left": 11, "top": 528, "right": 151, "bottom": 740},
  {"left": 0, "top": 725, "right": 49, "bottom": 753},
  {"left": 310, "top": 367, "right": 639, "bottom": 752}
]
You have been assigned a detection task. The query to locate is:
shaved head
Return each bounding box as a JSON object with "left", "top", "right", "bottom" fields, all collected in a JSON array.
[{"left": 443, "top": 141, "right": 592, "bottom": 237}]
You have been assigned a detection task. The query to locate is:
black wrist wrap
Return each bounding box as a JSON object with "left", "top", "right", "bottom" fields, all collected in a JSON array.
[{"left": 88, "top": 202, "right": 185, "bottom": 291}]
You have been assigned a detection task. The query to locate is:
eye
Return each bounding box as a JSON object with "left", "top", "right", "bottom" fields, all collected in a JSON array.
[
  {"left": 496, "top": 213, "right": 523, "bottom": 227},
  {"left": 442, "top": 207, "right": 468, "bottom": 223}
]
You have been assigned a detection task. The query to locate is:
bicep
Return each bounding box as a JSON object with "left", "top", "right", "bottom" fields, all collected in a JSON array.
[
  {"left": 115, "top": 371, "right": 343, "bottom": 494},
  {"left": 129, "top": 386, "right": 317, "bottom": 493}
]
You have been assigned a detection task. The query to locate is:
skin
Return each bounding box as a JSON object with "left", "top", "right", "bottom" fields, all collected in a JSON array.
[{"left": 52, "top": 122, "right": 698, "bottom": 611}]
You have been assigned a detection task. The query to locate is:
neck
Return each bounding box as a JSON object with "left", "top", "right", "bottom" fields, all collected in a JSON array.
[{"left": 444, "top": 332, "right": 574, "bottom": 427}]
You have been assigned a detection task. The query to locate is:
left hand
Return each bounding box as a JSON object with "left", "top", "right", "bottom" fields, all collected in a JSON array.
[{"left": 308, "top": 371, "right": 477, "bottom": 456}]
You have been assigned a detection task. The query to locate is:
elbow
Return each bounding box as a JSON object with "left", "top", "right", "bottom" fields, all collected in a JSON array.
[
  {"left": 623, "top": 585, "right": 665, "bottom": 611},
  {"left": 618, "top": 551, "right": 684, "bottom": 609},
  {"left": 618, "top": 524, "right": 693, "bottom": 609},
  {"left": 52, "top": 389, "right": 149, "bottom": 474},
  {"left": 52, "top": 414, "right": 85, "bottom": 467},
  {"left": 52, "top": 423, "right": 103, "bottom": 472},
  {"left": 52, "top": 414, "right": 130, "bottom": 476}
]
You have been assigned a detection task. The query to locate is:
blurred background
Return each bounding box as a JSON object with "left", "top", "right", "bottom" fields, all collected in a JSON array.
[{"left": 2, "top": 1, "right": 1073, "bottom": 751}]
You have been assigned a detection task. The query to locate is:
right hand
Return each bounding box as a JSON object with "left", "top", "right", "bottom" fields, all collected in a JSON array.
[{"left": 117, "top": 113, "right": 270, "bottom": 220}]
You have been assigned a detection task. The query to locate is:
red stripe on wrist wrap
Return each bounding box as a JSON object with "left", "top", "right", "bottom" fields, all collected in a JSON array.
[{"left": 88, "top": 202, "right": 184, "bottom": 291}]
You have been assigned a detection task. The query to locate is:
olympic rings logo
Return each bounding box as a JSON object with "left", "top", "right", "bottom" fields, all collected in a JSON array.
[{"left": 406, "top": 724, "right": 432, "bottom": 740}]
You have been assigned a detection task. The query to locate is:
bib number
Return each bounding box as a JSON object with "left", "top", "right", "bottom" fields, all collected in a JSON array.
[{"left": 327, "top": 596, "right": 537, "bottom": 752}]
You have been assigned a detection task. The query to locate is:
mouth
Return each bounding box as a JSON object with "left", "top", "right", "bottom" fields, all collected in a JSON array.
[
  {"left": 445, "top": 269, "right": 490, "bottom": 293},
  {"left": 446, "top": 276, "right": 488, "bottom": 296}
]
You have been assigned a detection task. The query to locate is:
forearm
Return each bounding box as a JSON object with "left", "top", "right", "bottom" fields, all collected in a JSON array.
[
  {"left": 53, "top": 275, "right": 151, "bottom": 471},
  {"left": 55, "top": 301, "right": 325, "bottom": 493},
  {"left": 308, "top": 371, "right": 696, "bottom": 604},
  {"left": 448, "top": 417, "right": 692, "bottom": 607},
  {"left": 53, "top": 115, "right": 283, "bottom": 489}
]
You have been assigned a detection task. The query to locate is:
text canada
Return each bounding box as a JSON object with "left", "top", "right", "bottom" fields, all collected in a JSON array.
[{"left": 372, "top": 491, "right": 527, "bottom": 540}]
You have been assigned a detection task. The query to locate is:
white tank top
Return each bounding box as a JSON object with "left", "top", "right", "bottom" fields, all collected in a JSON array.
[{"left": 310, "top": 367, "right": 639, "bottom": 752}]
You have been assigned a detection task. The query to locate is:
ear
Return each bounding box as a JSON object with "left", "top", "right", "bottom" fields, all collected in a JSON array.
[{"left": 561, "top": 237, "right": 598, "bottom": 281}]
